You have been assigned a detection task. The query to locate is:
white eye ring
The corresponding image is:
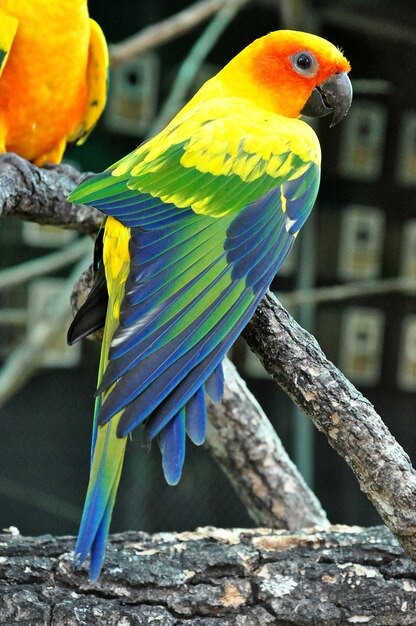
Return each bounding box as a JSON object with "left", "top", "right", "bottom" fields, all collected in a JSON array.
[{"left": 291, "top": 51, "right": 318, "bottom": 77}]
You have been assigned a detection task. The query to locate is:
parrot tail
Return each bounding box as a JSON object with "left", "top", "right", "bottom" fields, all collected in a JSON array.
[
  {"left": 73, "top": 218, "right": 130, "bottom": 579},
  {"left": 73, "top": 405, "right": 126, "bottom": 580}
]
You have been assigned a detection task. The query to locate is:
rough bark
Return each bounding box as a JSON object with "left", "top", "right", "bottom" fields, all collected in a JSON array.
[
  {"left": 243, "top": 293, "right": 416, "bottom": 561},
  {"left": 1, "top": 526, "right": 415, "bottom": 625},
  {"left": 206, "top": 359, "right": 329, "bottom": 529},
  {"left": 0, "top": 153, "right": 100, "bottom": 234}
]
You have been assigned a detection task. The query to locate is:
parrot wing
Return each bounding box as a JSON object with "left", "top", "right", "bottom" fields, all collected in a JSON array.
[
  {"left": 69, "top": 18, "right": 108, "bottom": 146},
  {"left": 0, "top": 10, "right": 18, "bottom": 79},
  {"left": 69, "top": 101, "right": 320, "bottom": 578},
  {"left": 70, "top": 100, "right": 320, "bottom": 465},
  {"left": 73, "top": 96, "right": 320, "bottom": 218}
]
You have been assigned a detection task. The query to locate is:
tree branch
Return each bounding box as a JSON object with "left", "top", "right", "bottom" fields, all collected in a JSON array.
[
  {"left": 0, "top": 237, "right": 92, "bottom": 290},
  {"left": 243, "top": 293, "right": 416, "bottom": 560},
  {"left": 109, "top": 0, "right": 249, "bottom": 67},
  {"left": 0, "top": 153, "right": 100, "bottom": 234},
  {"left": 281, "top": 275, "right": 416, "bottom": 307},
  {"left": 206, "top": 359, "right": 329, "bottom": 528},
  {"left": 1, "top": 526, "right": 415, "bottom": 625},
  {"left": 0, "top": 247, "right": 92, "bottom": 407}
]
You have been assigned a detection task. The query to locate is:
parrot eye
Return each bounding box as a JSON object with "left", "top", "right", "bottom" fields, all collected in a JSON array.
[
  {"left": 291, "top": 51, "right": 318, "bottom": 77},
  {"left": 296, "top": 54, "right": 311, "bottom": 69}
]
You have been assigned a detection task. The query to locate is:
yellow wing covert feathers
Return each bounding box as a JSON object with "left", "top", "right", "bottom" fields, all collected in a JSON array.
[{"left": 109, "top": 92, "right": 321, "bottom": 218}]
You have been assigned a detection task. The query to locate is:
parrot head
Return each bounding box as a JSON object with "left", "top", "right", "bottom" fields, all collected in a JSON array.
[{"left": 219, "top": 29, "right": 352, "bottom": 126}]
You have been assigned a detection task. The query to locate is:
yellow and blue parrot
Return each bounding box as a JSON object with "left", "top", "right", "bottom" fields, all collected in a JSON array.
[{"left": 68, "top": 30, "right": 352, "bottom": 579}]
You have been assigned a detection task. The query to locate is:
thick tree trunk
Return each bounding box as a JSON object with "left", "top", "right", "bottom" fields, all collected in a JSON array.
[{"left": 1, "top": 526, "right": 416, "bottom": 625}]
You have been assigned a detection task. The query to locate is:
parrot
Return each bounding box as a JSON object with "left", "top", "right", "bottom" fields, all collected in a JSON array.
[
  {"left": 0, "top": 0, "right": 108, "bottom": 165},
  {"left": 67, "top": 29, "right": 352, "bottom": 580}
]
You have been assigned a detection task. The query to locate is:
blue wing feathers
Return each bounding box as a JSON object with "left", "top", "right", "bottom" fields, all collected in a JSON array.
[
  {"left": 115, "top": 287, "right": 255, "bottom": 440},
  {"left": 98, "top": 274, "right": 243, "bottom": 416},
  {"left": 123, "top": 239, "right": 227, "bottom": 308},
  {"left": 185, "top": 387, "right": 207, "bottom": 445},
  {"left": 127, "top": 229, "right": 219, "bottom": 287},
  {"left": 226, "top": 199, "right": 273, "bottom": 240},
  {"left": 97, "top": 169, "right": 319, "bottom": 433},
  {"left": 116, "top": 251, "right": 230, "bottom": 342},
  {"left": 72, "top": 158, "right": 320, "bottom": 578},
  {"left": 127, "top": 333, "right": 233, "bottom": 441},
  {"left": 127, "top": 221, "right": 225, "bottom": 288},
  {"left": 138, "top": 296, "right": 261, "bottom": 442},
  {"left": 205, "top": 363, "right": 224, "bottom": 402},
  {"left": 128, "top": 213, "right": 209, "bottom": 261},
  {"left": 120, "top": 211, "right": 185, "bottom": 229},
  {"left": 282, "top": 165, "right": 317, "bottom": 200},
  {"left": 159, "top": 408, "right": 186, "bottom": 485}
]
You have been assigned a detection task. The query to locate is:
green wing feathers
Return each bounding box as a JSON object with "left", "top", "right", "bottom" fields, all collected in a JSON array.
[{"left": 108, "top": 97, "right": 321, "bottom": 217}]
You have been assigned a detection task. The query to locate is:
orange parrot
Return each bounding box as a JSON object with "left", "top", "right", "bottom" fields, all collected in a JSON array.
[{"left": 0, "top": 0, "right": 108, "bottom": 165}]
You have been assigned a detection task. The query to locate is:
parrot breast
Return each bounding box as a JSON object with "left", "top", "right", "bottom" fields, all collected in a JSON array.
[{"left": 0, "top": 0, "right": 92, "bottom": 163}]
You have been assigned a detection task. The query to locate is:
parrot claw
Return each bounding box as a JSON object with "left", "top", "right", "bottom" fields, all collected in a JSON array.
[{"left": 0, "top": 152, "right": 36, "bottom": 186}]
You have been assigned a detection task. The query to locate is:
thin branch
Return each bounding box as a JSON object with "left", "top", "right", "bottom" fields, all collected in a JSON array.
[
  {"left": 109, "top": 0, "right": 249, "bottom": 67},
  {"left": 279, "top": 275, "right": 416, "bottom": 308},
  {"left": 0, "top": 237, "right": 91, "bottom": 290},
  {"left": 0, "top": 250, "right": 92, "bottom": 407},
  {"left": 0, "top": 310, "right": 27, "bottom": 326},
  {"left": 0, "top": 475, "right": 81, "bottom": 523},
  {"left": 322, "top": 7, "right": 416, "bottom": 45},
  {"left": 243, "top": 292, "right": 416, "bottom": 560}
]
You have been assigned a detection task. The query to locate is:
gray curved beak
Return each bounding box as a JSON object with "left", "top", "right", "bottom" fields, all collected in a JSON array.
[{"left": 301, "top": 71, "right": 353, "bottom": 127}]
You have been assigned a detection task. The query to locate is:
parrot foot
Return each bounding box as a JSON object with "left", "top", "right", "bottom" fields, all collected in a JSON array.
[{"left": 0, "top": 152, "right": 38, "bottom": 187}]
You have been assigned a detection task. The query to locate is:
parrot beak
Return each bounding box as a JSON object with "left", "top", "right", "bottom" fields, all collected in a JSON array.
[{"left": 301, "top": 71, "right": 352, "bottom": 127}]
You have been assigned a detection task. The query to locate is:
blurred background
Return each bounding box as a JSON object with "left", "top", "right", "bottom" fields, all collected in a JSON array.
[{"left": 1, "top": 0, "right": 416, "bottom": 538}]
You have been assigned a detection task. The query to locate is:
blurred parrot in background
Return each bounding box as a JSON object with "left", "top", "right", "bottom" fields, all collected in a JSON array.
[
  {"left": 68, "top": 29, "right": 352, "bottom": 579},
  {"left": 0, "top": 0, "right": 108, "bottom": 165}
]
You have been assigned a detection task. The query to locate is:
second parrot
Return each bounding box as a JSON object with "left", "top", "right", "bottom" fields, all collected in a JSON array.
[{"left": 0, "top": 0, "right": 108, "bottom": 165}]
